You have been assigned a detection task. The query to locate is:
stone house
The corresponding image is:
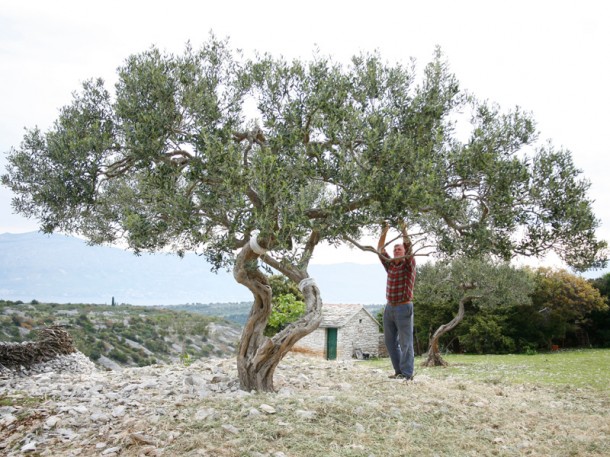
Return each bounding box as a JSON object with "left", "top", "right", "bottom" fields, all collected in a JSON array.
[{"left": 291, "top": 304, "right": 381, "bottom": 360}]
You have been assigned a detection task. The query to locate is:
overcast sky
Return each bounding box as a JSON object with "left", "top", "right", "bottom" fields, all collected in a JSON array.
[{"left": 1, "top": 0, "right": 609, "bottom": 271}]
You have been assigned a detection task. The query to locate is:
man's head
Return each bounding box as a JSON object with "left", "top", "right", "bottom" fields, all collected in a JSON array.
[{"left": 393, "top": 243, "right": 405, "bottom": 261}]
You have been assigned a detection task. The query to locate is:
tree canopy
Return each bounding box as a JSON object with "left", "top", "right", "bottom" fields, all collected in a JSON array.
[
  {"left": 531, "top": 267, "right": 608, "bottom": 323},
  {"left": 3, "top": 37, "right": 606, "bottom": 270},
  {"left": 2, "top": 35, "right": 607, "bottom": 390}
]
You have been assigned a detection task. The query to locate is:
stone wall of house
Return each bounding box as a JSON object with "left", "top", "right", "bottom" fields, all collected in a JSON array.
[
  {"left": 292, "top": 328, "right": 326, "bottom": 358},
  {"left": 336, "top": 309, "right": 381, "bottom": 360}
]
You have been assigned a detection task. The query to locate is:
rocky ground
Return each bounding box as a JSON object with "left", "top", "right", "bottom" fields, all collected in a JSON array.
[
  {"left": 1, "top": 351, "right": 246, "bottom": 456},
  {"left": 1, "top": 352, "right": 608, "bottom": 456}
]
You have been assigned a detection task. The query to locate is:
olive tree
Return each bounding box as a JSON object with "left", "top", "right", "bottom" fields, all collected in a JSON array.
[
  {"left": 416, "top": 258, "right": 534, "bottom": 366},
  {"left": 3, "top": 36, "right": 606, "bottom": 391}
]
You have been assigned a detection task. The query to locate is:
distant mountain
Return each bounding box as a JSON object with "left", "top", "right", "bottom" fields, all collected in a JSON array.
[{"left": 0, "top": 232, "right": 387, "bottom": 306}]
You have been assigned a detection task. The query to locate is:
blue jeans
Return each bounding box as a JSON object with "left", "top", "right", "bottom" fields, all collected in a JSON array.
[{"left": 384, "top": 302, "right": 414, "bottom": 377}]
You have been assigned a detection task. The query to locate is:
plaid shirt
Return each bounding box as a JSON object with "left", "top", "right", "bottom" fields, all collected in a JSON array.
[{"left": 379, "top": 244, "right": 416, "bottom": 305}]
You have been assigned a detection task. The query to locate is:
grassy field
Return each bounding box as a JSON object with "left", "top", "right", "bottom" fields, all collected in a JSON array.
[
  {"left": 366, "top": 349, "right": 610, "bottom": 392},
  {"left": 3, "top": 350, "right": 608, "bottom": 456},
  {"left": 159, "top": 350, "right": 609, "bottom": 456}
]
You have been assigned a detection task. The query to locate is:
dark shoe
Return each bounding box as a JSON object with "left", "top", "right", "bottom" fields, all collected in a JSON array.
[
  {"left": 404, "top": 374, "right": 415, "bottom": 382},
  {"left": 388, "top": 373, "right": 402, "bottom": 379}
]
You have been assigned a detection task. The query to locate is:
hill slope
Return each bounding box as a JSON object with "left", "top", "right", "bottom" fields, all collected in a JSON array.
[{"left": 0, "top": 300, "right": 240, "bottom": 369}]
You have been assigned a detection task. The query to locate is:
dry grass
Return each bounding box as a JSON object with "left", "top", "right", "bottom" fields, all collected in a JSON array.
[{"left": 149, "top": 352, "right": 609, "bottom": 457}]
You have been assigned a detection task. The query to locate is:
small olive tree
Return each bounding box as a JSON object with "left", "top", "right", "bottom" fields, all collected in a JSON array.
[
  {"left": 3, "top": 36, "right": 606, "bottom": 391},
  {"left": 416, "top": 258, "right": 534, "bottom": 366}
]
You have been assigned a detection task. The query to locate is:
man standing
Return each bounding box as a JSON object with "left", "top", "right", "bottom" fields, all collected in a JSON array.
[{"left": 378, "top": 222, "right": 416, "bottom": 381}]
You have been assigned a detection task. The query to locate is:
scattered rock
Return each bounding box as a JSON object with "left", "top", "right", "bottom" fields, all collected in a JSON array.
[
  {"left": 222, "top": 424, "right": 240, "bottom": 434},
  {"left": 260, "top": 404, "right": 276, "bottom": 414},
  {"left": 91, "top": 412, "right": 111, "bottom": 423},
  {"left": 130, "top": 432, "right": 155, "bottom": 445},
  {"left": 195, "top": 408, "right": 217, "bottom": 421},
  {"left": 112, "top": 405, "right": 126, "bottom": 417},
  {"left": 21, "top": 441, "right": 36, "bottom": 452},
  {"left": 2, "top": 350, "right": 598, "bottom": 457},
  {"left": 44, "top": 415, "right": 61, "bottom": 428},
  {"left": 295, "top": 409, "right": 316, "bottom": 420}
]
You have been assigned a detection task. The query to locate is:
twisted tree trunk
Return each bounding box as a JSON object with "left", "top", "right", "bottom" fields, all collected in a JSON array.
[
  {"left": 233, "top": 243, "right": 323, "bottom": 392},
  {"left": 422, "top": 283, "right": 479, "bottom": 367}
]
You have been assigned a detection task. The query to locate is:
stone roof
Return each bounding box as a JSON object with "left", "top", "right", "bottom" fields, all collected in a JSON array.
[{"left": 319, "top": 304, "right": 378, "bottom": 328}]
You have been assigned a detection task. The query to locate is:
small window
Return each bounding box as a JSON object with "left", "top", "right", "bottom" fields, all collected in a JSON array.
[{"left": 359, "top": 319, "right": 363, "bottom": 323}]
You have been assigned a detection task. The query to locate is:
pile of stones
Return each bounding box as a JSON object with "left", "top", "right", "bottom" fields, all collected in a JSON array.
[{"left": 0, "top": 349, "right": 248, "bottom": 456}]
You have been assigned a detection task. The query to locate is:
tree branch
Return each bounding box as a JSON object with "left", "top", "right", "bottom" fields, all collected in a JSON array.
[
  {"left": 306, "top": 197, "right": 370, "bottom": 219},
  {"left": 260, "top": 253, "right": 304, "bottom": 284},
  {"left": 300, "top": 229, "right": 321, "bottom": 268},
  {"left": 102, "top": 156, "right": 136, "bottom": 178},
  {"left": 344, "top": 236, "right": 380, "bottom": 255},
  {"left": 345, "top": 235, "right": 434, "bottom": 260}
]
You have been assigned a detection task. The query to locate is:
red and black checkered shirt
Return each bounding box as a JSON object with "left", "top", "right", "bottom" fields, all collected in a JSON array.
[{"left": 379, "top": 244, "right": 416, "bottom": 305}]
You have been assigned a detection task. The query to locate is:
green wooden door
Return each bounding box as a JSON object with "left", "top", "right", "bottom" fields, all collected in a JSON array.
[{"left": 326, "top": 328, "right": 337, "bottom": 360}]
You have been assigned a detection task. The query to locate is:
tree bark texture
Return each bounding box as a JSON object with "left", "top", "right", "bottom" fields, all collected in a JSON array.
[{"left": 233, "top": 244, "right": 323, "bottom": 392}]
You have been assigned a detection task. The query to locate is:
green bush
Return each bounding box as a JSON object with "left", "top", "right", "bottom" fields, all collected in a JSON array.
[
  {"left": 459, "top": 314, "right": 516, "bottom": 354},
  {"left": 264, "top": 294, "right": 306, "bottom": 336},
  {"left": 108, "top": 349, "right": 128, "bottom": 363},
  {"left": 524, "top": 345, "right": 538, "bottom": 355},
  {"left": 144, "top": 339, "right": 169, "bottom": 353}
]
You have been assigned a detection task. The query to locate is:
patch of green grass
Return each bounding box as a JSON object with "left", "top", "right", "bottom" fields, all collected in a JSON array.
[
  {"left": 0, "top": 393, "right": 44, "bottom": 408},
  {"left": 366, "top": 349, "right": 610, "bottom": 392}
]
